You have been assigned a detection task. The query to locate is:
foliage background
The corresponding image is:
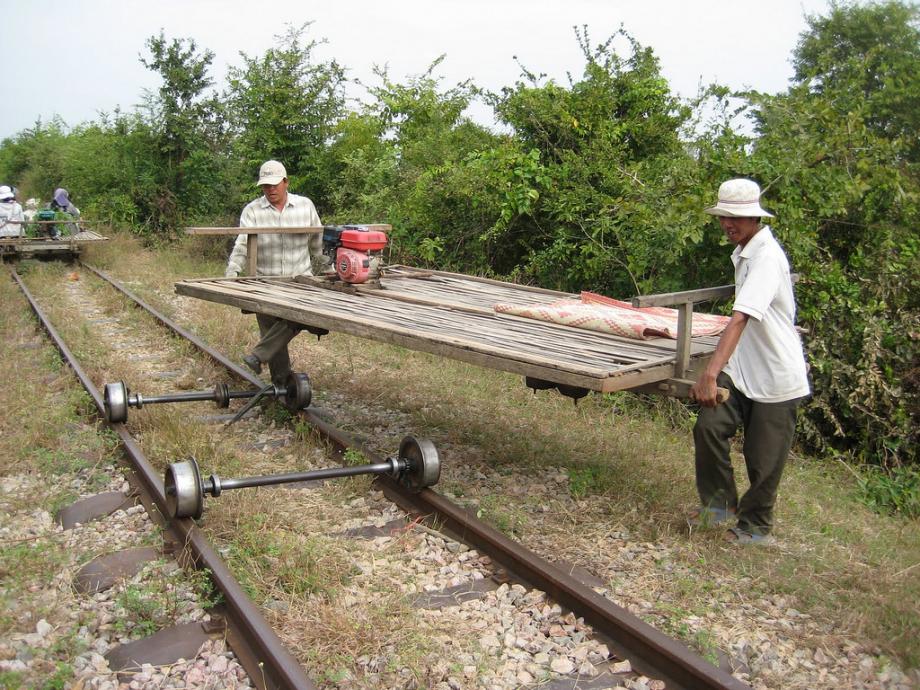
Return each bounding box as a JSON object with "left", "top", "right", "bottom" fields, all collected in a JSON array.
[{"left": 2, "top": 3, "right": 917, "bottom": 483}]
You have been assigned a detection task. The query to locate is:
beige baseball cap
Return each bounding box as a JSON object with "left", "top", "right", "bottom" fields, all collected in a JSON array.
[{"left": 257, "top": 160, "right": 287, "bottom": 186}]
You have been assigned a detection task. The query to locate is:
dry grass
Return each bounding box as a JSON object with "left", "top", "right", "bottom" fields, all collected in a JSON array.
[
  {"left": 248, "top": 260, "right": 920, "bottom": 671},
  {"left": 9, "top": 234, "right": 918, "bottom": 675},
  {"left": 204, "top": 486, "right": 447, "bottom": 683},
  {"left": 0, "top": 262, "right": 110, "bottom": 482}
]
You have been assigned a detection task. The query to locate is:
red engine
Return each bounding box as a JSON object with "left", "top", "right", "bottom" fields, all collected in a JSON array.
[{"left": 324, "top": 225, "right": 388, "bottom": 284}]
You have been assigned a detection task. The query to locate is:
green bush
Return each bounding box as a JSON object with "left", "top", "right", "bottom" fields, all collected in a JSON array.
[{"left": 858, "top": 464, "right": 920, "bottom": 518}]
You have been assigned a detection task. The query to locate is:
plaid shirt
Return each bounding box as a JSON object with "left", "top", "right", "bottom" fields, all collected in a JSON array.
[{"left": 225, "top": 193, "right": 323, "bottom": 277}]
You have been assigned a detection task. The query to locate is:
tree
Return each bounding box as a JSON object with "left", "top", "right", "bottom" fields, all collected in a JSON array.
[
  {"left": 140, "top": 32, "right": 229, "bottom": 230},
  {"left": 225, "top": 23, "right": 346, "bottom": 212},
  {"left": 480, "top": 27, "right": 701, "bottom": 293},
  {"left": 793, "top": 0, "right": 920, "bottom": 156},
  {"left": 343, "top": 60, "right": 498, "bottom": 266}
]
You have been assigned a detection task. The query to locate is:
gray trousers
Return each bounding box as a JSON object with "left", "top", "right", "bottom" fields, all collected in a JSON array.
[
  {"left": 693, "top": 373, "right": 803, "bottom": 535},
  {"left": 252, "top": 314, "right": 300, "bottom": 386}
]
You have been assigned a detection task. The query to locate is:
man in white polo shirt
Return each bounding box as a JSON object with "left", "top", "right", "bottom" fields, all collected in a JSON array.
[
  {"left": 689, "top": 178, "right": 810, "bottom": 543},
  {"left": 225, "top": 160, "right": 323, "bottom": 386}
]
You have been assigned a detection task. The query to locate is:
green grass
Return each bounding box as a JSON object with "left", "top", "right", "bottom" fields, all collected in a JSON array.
[
  {"left": 0, "top": 672, "right": 25, "bottom": 690},
  {"left": 221, "top": 507, "right": 356, "bottom": 600},
  {"left": 858, "top": 464, "right": 920, "bottom": 517},
  {"left": 114, "top": 584, "right": 164, "bottom": 637},
  {"left": 476, "top": 493, "right": 529, "bottom": 537}
]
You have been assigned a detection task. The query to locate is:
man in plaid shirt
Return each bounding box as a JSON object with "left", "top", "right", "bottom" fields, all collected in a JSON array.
[{"left": 226, "top": 160, "right": 324, "bottom": 385}]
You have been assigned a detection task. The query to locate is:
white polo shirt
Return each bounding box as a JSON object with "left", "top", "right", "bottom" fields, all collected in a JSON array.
[{"left": 722, "top": 226, "right": 810, "bottom": 403}]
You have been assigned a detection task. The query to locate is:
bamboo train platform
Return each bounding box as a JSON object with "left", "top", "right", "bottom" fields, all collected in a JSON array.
[
  {"left": 0, "top": 229, "right": 108, "bottom": 258},
  {"left": 175, "top": 266, "right": 726, "bottom": 397}
]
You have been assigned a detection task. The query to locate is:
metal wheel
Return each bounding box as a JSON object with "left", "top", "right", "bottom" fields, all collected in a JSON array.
[
  {"left": 213, "top": 382, "right": 230, "bottom": 409},
  {"left": 284, "top": 372, "right": 312, "bottom": 410},
  {"left": 398, "top": 436, "right": 440, "bottom": 492},
  {"left": 164, "top": 458, "right": 204, "bottom": 520},
  {"left": 103, "top": 381, "right": 129, "bottom": 423}
]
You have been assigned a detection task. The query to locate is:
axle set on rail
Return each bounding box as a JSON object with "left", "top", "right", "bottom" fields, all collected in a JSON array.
[
  {"left": 103, "top": 373, "right": 312, "bottom": 424},
  {"left": 101, "top": 373, "right": 440, "bottom": 519},
  {"left": 164, "top": 435, "right": 440, "bottom": 519}
]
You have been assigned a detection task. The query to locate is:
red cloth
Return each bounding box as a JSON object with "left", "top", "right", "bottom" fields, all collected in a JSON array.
[{"left": 493, "top": 291, "right": 729, "bottom": 340}]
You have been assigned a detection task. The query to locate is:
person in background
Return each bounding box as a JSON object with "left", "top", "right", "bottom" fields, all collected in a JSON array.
[
  {"left": 225, "top": 160, "right": 324, "bottom": 386},
  {"left": 42, "top": 188, "right": 81, "bottom": 237},
  {"left": 688, "top": 178, "right": 810, "bottom": 544},
  {"left": 0, "top": 185, "right": 24, "bottom": 237},
  {"left": 51, "top": 188, "right": 80, "bottom": 217},
  {"left": 23, "top": 198, "right": 39, "bottom": 222}
]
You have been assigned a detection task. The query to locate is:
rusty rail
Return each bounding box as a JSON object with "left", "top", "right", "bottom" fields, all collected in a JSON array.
[{"left": 10, "top": 267, "right": 315, "bottom": 690}]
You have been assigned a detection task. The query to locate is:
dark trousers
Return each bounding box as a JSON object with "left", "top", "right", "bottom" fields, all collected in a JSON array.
[
  {"left": 693, "top": 373, "right": 803, "bottom": 535},
  {"left": 252, "top": 314, "right": 299, "bottom": 386}
]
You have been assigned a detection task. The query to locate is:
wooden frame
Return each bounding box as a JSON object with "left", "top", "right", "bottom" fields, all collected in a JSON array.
[
  {"left": 175, "top": 266, "right": 724, "bottom": 397},
  {"left": 632, "top": 284, "right": 734, "bottom": 378}
]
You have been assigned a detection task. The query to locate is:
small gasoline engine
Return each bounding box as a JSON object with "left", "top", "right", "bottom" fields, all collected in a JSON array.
[{"left": 322, "top": 224, "right": 388, "bottom": 284}]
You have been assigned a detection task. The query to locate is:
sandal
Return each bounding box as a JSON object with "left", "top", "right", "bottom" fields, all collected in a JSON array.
[
  {"left": 687, "top": 506, "right": 736, "bottom": 527},
  {"left": 724, "top": 527, "right": 774, "bottom": 545}
]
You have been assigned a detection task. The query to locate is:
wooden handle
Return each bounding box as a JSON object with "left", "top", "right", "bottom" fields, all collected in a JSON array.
[{"left": 651, "top": 378, "right": 731, "bottom": 404}]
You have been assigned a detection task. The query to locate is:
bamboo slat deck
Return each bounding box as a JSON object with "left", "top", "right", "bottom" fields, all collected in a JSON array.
[{"left": 175, "top": 265, "right": 720, "bottom": 393}]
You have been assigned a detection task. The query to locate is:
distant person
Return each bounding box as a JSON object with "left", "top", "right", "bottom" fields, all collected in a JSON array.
[
  {"left": 23, "top": 198, "right": 39, "bottom": 222},
  {"left": 688, "top": 178, "right": 810, "bottom": 544},
  {"left": 225, "top": 160, "right": 324, "bottom": 386},
  {"left": 50, "top": 188, "right": 80, "bottom": 217},
  {"left": 0, "top": 186, "right": 24, "bottom": 237},
  {"left": 22, "top": 198, "right": 40, "bottom": 237},
  {"left": 22, "top": 197, "right": 39, "bottom": 225},
  {"left": 44, "top": 188, "right": 81, "bottom": 237}
]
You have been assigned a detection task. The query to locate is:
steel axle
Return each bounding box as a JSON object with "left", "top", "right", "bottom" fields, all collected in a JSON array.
[
  {"left": 103, "top": 373, "right": 312, "bottom": 423},
  {"left": 164, "top": 436, "right": 440, "bottom": 519}
]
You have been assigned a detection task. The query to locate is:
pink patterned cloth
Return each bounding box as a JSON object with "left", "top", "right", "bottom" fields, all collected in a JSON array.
[{"left": 493, "top": 291, "right": 730, "bottom": 340}]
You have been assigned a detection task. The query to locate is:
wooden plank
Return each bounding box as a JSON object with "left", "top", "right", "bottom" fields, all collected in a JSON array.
[
  {"left": 633, "top": 274, "right": 799, "bottom": 308},
  {"left": 254, "top": 278, "right": 688, "bottom": 363},
  {"left": 632, "top": 284, "right": 734, "bottom": 307},
  {"left": 629, "top": 378, "right": 729, "bottom": 402},
  {"left": 602, "top": 363, "right": 678, "bottom": 392},
  {"left": 175, "top": 274, "right": 722, "bottom": 393},
  {"left": 185, "top": 224, "right": 391, "bottom": 235},
  {"left": 0, "top": 220, "right": 105, "bottom": 226},
  {"left": 185, "top": 226, "right": 325, "bottom": 235},
  {"left": 178, "top": 280, "right": 614, "bottom": 378},
  {"left": 0, "top": 235, "right": 108, "bottom": 246},
  {"left": 246, "top": 234, "right": 258, "bottom": 276},
  {"left": 184, "top": 275, "right": 719, "bottom": 362},
  {"left": 385, "top": 265, "right": 578, "bottom": 299},
  {"left": 674, "top": 302, "right": 692, "bottom": 378},
  {"left": 177, "top": 282, "right": 613, "bottom": 389}
]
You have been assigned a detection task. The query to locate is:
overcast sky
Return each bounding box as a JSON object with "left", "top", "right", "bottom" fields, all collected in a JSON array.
[{"left": 4, "top": 0, "right": 832, "bottom": 140}]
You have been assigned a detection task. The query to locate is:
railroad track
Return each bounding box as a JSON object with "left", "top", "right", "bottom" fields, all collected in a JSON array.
[{"left": 7, "top": 260, "right": 747, "bottom": 690}]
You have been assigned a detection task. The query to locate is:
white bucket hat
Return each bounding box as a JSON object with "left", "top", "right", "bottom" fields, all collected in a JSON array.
[
  {"left": 0, "top": 185, "right": 13, "bottom": 201},
  {"left": 704, "top": 178, "right": 774, "bottom": 218},
  {"left": 257, "top": 160, "right": 287, "bottom": 186}
]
